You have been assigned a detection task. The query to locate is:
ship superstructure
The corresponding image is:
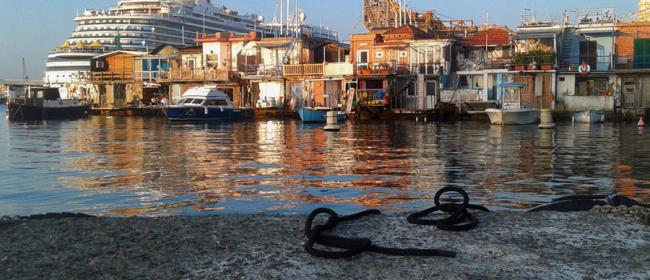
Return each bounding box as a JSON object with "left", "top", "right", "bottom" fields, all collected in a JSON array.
[{"left": 45, "top": 0, "right": 338, "bottom": 86}]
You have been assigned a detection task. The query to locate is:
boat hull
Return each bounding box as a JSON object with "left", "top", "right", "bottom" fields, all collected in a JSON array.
[
  {"left": 485, "top": 109, "right": 540, "bottom": 125},
  {"left": 165, "top": 106, "right": 254, "bottom": 121},
  {"left": 298, "top": 108, "right": 346, "bottom": 122},
  {"left": 573, "top": 111, "right": 605, "bottom": 123},
  {"left": 7, "top": 103, "right": 90, "bottom": 121}
]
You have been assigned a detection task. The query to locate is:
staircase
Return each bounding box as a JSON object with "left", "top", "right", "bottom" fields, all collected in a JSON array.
[
  {"left": 558, "top": 28, "right": 579, "bottom": 69},
  {"left": 283, "top": 35, "right": 299, "bottom": 65}
]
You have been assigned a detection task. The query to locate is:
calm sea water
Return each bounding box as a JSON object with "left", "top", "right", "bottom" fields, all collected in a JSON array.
[{"left": 1, "top": 105, "right": 649, "bottom": 216}]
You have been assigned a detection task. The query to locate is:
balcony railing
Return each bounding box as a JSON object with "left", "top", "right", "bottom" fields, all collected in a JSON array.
[
  {"left": 458, "top": 58, "right": 514, "bottom": 71},
  {"left": 614, "top": 55, "right": 650, "bottom": 70},
  {"left": 135, "top": 71, "right": 169, "bottom": 82},
  {"left": 91, "top": 71, "right": 133, "bottom": 83},
  {"left": 283, "top": 64, "right": 324, "bottom": 76},
  {"left": 356, "top": 63, "right": 442, "bottom": 76},
  {"left": 165, "top": 69, "right": 231, "bottom": 81}
]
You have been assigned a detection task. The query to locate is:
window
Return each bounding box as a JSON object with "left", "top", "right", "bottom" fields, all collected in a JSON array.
[
  {"left": 192, "top": 99, "right": 204, "bottom": 104},
  {"left": 426, "top": 82, "right": 437, "bottom": 96},
  {"left": 376, "top": 51, "right": 384, "bottom": 58},
  {"left": 399, "top": 51, "right": 408, "bottom": 58},
  {"left": 187, "top": 58, "right": 196, "bottom": 69},
  {"left": 205, "top": 99, "right": 229, "bottom": 106},
  {"left": 183, "top": 98, "right": 195, "bottom": 104},
  {"left": 357, "top": 50, "right": 369, "bottom": 66}
]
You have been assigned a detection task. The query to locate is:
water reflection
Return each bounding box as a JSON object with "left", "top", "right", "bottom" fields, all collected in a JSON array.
[{"left": 0, "top": 105, "right": 649, "bottom": 216}]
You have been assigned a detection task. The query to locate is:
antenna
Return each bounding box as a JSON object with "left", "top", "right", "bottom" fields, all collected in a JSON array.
[{"left": 22, "top": 58, "right": 28, "bottom": 81}]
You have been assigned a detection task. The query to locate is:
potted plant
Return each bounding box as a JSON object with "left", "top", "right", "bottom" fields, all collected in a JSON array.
[
  {"left": 540, "top": 51, "right": 556, "bottom": 70},
  {"left": 513, "top": 53, "right": 527, "bottom": 71}
]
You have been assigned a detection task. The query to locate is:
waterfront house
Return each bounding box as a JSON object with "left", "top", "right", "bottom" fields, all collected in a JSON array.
[
  {"left": 90, "top": 50, "right": 146, "bottom": 109},
  {"left": 450, "top": 26, "right": 514, "bottom": 112},
  {"left": 350, "top": 25, "right": 451, "bottom": 118},
  {"left": 133, "top": 45, "right": 179, "bottom": 105},
  {"left": 161, "top": 32, "right": 259, "bottom": 108},
  {"left": 282, "top": 38, "right": 350, "bottom": 110},
  {"left": 615, "top": 20, "right": 650, "bottom": 117},
  {"left": 511, "top": 13, "right": 560, "bottom": 110},
  {"left": 555, "top": 9, "right": 617, "bottom": 113},
  {"left": 240, "top": 37, "right": 293, "bottom": 109}
]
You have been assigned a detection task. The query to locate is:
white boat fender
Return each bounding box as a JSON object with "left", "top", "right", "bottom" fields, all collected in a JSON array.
[
  {"left": 204, "top": 106, "right": 209, "bottom": 115},
  {"left": 220, "top": 106, "right": 224, "bottom": 112}
]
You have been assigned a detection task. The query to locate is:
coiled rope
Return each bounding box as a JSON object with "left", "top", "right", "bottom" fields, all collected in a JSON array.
[{"left": 304, "top": 187, "right": 488, "bottom": 259}]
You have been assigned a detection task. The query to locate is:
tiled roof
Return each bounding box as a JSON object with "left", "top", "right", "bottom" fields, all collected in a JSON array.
[
  {"left": 383, "top": 25, "right": 432, "bottom": 40},
  {"left": 466, "top": 27, "right": 512, "bottom": 46}
]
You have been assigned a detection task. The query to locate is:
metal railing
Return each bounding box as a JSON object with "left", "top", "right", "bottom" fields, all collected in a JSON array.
[
  {"left": 614, "top": 55, "right": 650, "bottom": 70},
  {"left": 356, "top": 63, "right": 441, "bottom": 76},
  {"left": 457, "top": 58, "right": 514, "bottom": 71}
]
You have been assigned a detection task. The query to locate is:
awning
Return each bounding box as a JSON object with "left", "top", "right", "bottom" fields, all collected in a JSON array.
[
  {"left": 499, "top": 82, "right": 527, "bottom": 88},
  {"left": 256, "top": 41, "right": 291, "bottom": 48},
  {"left": 513, "top": 32, "right": 558, "bottom": 40}
]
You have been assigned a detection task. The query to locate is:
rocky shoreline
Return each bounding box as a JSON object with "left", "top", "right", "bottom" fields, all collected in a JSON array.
[{"left": 1, "top": 211, "right": 649, "bottom": 280}]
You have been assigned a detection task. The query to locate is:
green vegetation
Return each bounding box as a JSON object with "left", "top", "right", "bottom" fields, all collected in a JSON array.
[{"left": 514, "top": 50, "right": 556, "bottom": 65}]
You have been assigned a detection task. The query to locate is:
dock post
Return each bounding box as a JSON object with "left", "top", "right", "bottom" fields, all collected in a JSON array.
[
  {"left": 324, "top": 111, "right": 341, "bottom": 131},
  {"left": 538, "top": 109, "right": 556, "bottom": 129}
]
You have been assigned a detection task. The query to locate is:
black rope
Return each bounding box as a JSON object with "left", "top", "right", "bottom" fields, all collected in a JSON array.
[
  {"left": 304, "top": 208, "right": 456, "bottom": 259},
  {"left": 303, "top": 187, "right": 488, "bottom": 259}
]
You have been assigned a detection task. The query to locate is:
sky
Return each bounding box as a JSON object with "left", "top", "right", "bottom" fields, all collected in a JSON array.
[{"left": 0, "top": 0, "right": 639, "bottom": 80}]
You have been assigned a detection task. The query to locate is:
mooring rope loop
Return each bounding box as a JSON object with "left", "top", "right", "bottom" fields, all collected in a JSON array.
[
  {"left": 407, "top": 187, "right": 489, "bottom": 231},
  {"left": 304, "top": 187, "right": 487, "bottom": 259}
]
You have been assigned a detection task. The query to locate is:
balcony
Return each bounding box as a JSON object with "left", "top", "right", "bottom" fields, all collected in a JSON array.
[
  {"left": 164, "top": 69, "right": 232, "bottom": 82},
  {"left": 614, "top": 55, "right": 650, "bottom": 70},
  {"left": 91, "top": 71, "right": 133, "bottom": 83},
  {"left": 283, "top": 64, "right": 324, "bottom": 76},
  {"left": 458, "top": 58, "right": 514, "bottom": 71},
  {"left": 356, "top": 63, "right": 442, "bottom": 76}
]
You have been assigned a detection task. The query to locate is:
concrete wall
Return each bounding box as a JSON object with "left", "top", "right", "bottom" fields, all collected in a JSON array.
[
  {"left": 441, "top": 89, "right": 480, "bottom": 103},
  {"left": 557, "top": 74, "right": 576, "bottom": 100},
  {"left": 560, "top": 96, "right": 614, "bottom": 111}
]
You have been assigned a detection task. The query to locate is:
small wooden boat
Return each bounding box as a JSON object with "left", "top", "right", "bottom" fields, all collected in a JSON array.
[
  {"left": 298, "top": 107, "right": 346, "bottom": 123},
  {"left": 572, "top": 110, "right": 605, "bottom": 124},
  {"left": 485, "top": 82, "right": 539, "bottom": 125},
  {"left": 165, "top": 86, "right": 254, "bottom": 121},
  {"left": 7, "top": 87, "right": 89, "bottom": 121}
]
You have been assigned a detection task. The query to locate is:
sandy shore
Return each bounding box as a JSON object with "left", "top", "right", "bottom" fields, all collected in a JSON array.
[{"left": 1, "top": 211, "right": 649, "bottom": 280}]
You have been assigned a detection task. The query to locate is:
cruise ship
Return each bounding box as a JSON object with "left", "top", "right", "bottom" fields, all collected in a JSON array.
[{"left": 45, "top": 0, "right": 339, "bottom": 86}]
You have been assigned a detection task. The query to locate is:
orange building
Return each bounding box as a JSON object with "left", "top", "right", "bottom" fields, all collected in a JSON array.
[{"left": 349, "top": 25, "right": 452, "bottom": 118}]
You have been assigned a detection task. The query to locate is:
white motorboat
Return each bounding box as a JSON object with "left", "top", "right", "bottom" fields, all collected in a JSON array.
[
  {"left": 485, "top": 82, "right": 540, "bottom": 125},
  {"left": 485, "top": 108, "right": 540, "bottom": 125},
  {"left": 572, "top": 110, "right": 605, "bottom": 124}
]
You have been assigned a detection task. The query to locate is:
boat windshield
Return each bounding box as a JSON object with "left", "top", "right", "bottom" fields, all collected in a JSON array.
[
  {"left": 191, "top": 99, "right": 204, "bottom": 105},
  {"left": 205, "top": 99, "right": 229, "bottom": 106}
]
